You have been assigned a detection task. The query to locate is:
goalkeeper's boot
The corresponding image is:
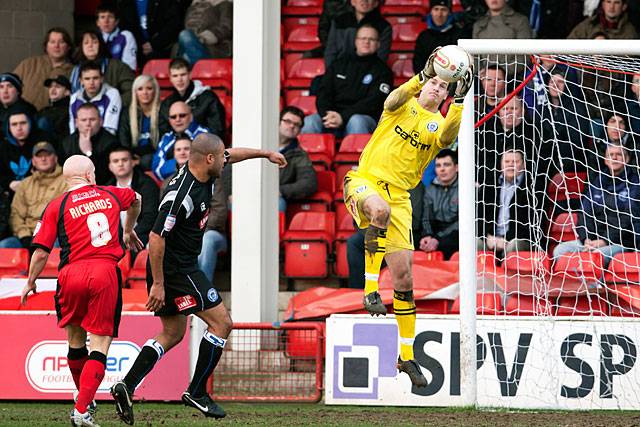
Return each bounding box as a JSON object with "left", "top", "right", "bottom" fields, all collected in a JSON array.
[
  {"left": 181, "top": 391, "right": 226, "bottom": 419},
  {"left": 73, "top": 391, "right": 97, "bottom": 416},
  {"left": 110, "top": 381, "right": 135, "bottom": 425},
  {"left": 397, "top": 357, "right": 427, "bottom": 388},
  {"left": 363, "top": 291, "right": 387, "bottom": 316},
  {"left": 70, "top": 408, "right": 100, "bottom": 427}
]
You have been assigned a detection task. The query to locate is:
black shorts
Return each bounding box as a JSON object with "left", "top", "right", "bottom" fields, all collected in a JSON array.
[{"left": 146, "top": 262, "right": 223, "bottom": 316}]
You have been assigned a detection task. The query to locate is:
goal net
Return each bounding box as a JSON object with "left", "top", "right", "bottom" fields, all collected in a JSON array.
[{"left": 458, "top": 39, "right": 640, "bottom": 410}]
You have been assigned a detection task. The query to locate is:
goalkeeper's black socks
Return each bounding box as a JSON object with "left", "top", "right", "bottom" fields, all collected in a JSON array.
[
  {"left": 187, "top": 331, "right": 226, "bottom": 398},
  {"left": 123, "top": 339, "right": 165, "bottom": 392}
]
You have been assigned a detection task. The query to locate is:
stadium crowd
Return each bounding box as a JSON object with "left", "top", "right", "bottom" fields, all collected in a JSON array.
[{"left": 1, "top": 0, "right": 639, "bottom": 288}]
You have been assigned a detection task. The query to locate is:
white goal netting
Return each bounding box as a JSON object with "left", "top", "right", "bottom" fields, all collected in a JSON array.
[{"left": 471, "top": 49, "right": 640, "bottom": 409}]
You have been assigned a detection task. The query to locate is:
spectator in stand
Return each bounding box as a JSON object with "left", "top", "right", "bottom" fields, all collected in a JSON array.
[
  {"left": 14, "top": 28, "right": 74, "bottom": 111},
  {"left": 305, "top": 0, "right": 352, "bottom": 58},
  {"left": 152, "top": 102, "right": 208, "bottom": 180},
  {"left": 472, "top": 0, "right": 533, "bottom": 39},
  {"left": 301, "top": 25, "right": 392, "bottom": 136},
  {"left": 346, "top": 182, "right": 424, "bottom": 289},
  {"left": 96, "top": 2, "right": 138, "bottom": 72},
  {"left": 477, "top": 63, "right": 506, "bottom": 116},
  {"left": 277, "top": 106, "right": 317, "bottom": 211},
  {"left": 626, "top": 72, "right": 640, "bottom": 137},
  {"left": 419, "top": 149, "right": 459, "bottom": 260},
  {"left": 69, "top": 61, "right": 122, "bottom": 135},
  {"left": 118, "top": 74, "right": 161, "bottom": 170},
  {"left": 593, "top": 113, "right": 637, "bottom": 165},
  {"left": 324, "top": 0, "right": 392, "bottom": 68},
  {"left": 0, "top": 142, "right": 66, "bottom": 249},
  {"left": 177, "top": 0, "right": 233, "bottom": 64},
  {"left": 158, "top": 58, "right": 225, "bottom": 138},
  {"left": 477, "top": 147, "right": 535, "bottom": 258},
  {"left": 37, "top": 75, "right": 71, "bottom": 141},
  {"left": 60, "top": 103, "right": 119, "bottom": 185},
  {"left": 553, "top": 142, "right": 640, "bottom": 268},
  {"left": 107, "top": 146, "right": 159, "bottom": 246},
  {"left": 541, "top": 73, "right": 590, "bottom": 172},
  {"left": 0, "top": 73, "right": 37, "bottom": 131},
  {"left": 509, "top": 0, "right": 584, "bottom": 38},
  {"left": 568, "top": 0, "right": 637, "bottom": 39},
  {"left": 0, "top": 107, "right": 53, "bottom": 193},
  {"left": 160, "top": 135, "right": 192, "bottom": 191},
  {"left": 69, "top": 30, "right": 135, "bottom": 106},
  {"left": 117, "top": 0, "right": 182, "bottom": 66},
  {"left": 412, "top": 0, "right": 464, "bottom": 74}
]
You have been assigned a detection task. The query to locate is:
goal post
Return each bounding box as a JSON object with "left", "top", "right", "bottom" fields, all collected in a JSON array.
[{"left": 457, "top": 39, "right": 640, "bottom": 409}]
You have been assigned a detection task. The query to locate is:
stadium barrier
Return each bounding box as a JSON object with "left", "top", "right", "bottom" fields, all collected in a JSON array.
[{"left": 209, "top": 322, "right": 324, "bottom": 402}]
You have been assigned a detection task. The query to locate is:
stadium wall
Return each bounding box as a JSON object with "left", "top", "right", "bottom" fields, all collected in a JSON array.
[{"left": 0, "top": 1, "right": 74, "bottom": 71}]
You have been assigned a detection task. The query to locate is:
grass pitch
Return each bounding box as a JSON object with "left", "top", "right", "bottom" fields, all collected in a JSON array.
[{"left": 1, "top": 402, "right": 640, "bottom": 427}]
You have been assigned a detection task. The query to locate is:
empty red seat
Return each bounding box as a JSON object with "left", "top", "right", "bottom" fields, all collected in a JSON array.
[
  {"left": 391, "top": 57, "right": 414, "bottom": 87},
  {"left": 0, "top": 248, "right": 29, "bottom": 277},
  {"left": 550, "top": 252, "right": 604, "bottom": 296},
  {"left": 504, "top": 251, "right": 551, "bottom": 276},
  {"left": 282, "top": 212, "right": 335, "bottom": 278},
  {"left": 333, "top": 214, "right": 356, "bottom": 278},
  {"left": 449, "top": 292, "right": 503, "bottom": 315},
  {"left": 391, "top": 22, "right": 427, "bottom": 51},
  {"left": 284, "top": 58, "right": 325, "bottom": 90},
  {"left": 381, "top": 0, "right": 429, "bottom": 16},
  {"left": 608, "top": 284, "right": 640, "bottom": 317},
  {"left": 605, "top": 252, "right": 640, "bottom": 284},
  {"left": 547, "top": 172, "right": 587, "bottom": 213},
  {"left": 282, "top": 0, "right": 322, "bottom": 16},
  {"left": 298, "top": 133, "right": 335, "bottom": 170},
  {"left": 283, "top": 16, "right": 320, "bottom": 38},
  {"left": 191, "top": 59, "right": 233, "bottom": 95},
  {"left": 386, "top": 15, "right": 423, "bottom": 25},
  {"left": 554, "top": 294, "right": 609, "bottom": 316},
  {"left": 284, "top": 25, "right": 321, "bottom": 52},
  {"left": 333, "top": 191, "right": 350, "bottom": 229},
  {"left": 126, "top": 249, "right": 148, "bottom": 289},
  {"left": 504, "top": 293, "right": 552, "bottom": 316},
  {"left": 286, "top": 170, "right": 336, "bottom": 221},
  {"left": 217, "top": 94, "right": 233, "bottom": 129},
  {"left": 549, "top": 212, "right": 578, "bottom": 245},
  {"left": 142, "top": 59, "right": 171, "bottom": 90},
  {"left": 289, "top": 95, "right": 317, "bottom": 116}
]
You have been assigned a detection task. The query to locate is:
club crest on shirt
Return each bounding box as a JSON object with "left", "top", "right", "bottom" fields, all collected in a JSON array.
[
  {"left": 410, "top": 107, "right": 417, "bottom": 117},
  {"left": 362, "top": 74, "right": 373, "bottom": 84},
  {"left": 164, "top": 214, "right": 176, "bottom": 232},
  {"left": 426, "top": 121, "right": 439, "bottom": 132},
  {"left": 175, "top": 295, "right": 197, "bottom": 311},
  {"left": 207, "top": 288, "right": 219, "bottom": 303}
]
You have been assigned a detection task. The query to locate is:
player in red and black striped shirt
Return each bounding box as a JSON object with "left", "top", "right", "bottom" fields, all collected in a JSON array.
[{"left": 21, "top": 155, "right": 143, "bottom": 427}]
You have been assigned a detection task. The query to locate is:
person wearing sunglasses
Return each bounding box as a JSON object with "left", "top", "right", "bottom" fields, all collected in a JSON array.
[{"left": 152, "top": 101, "right": 208, "bottom": 181}]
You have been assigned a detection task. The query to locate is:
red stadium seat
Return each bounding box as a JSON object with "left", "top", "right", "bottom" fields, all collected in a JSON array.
[
  {"left": 286, "top": 170, "right": 336, "bottom": 221},
  {"left": 283, "top": 16, "right": 319, "bottom": 39},
  {"left": 284, "top": 58, "right": 325, "bottom": 90},
  {"left": 289, "top": 95, "right": 317, "bottom": 116},
  {"left": 504, "top": 251, "right": 551, "bottom": 275},
  {"left": 550, "top": 251, "right": 604, "bottom": 296},
  {"left": 142, "top": 59, "right": 171, "bottom": 90},
  {"left": 547, "top": 172, "right": 587, "bottom": 213},
  {"left": 386, "top": 16, "right": 424, "bottom": 25},
  {"left": 413, "top": 251, "right": 444, "bottom": 264},
  {"left": 284, "top": 25, "right": 321, "bottom": 52},
  {"left": 217, "top": 93, "right": 233, "bottom": 130},
  {"left": 449, "top": 292, "right": 503, "bottom": 315},
  {"left": 40, "top": 247, "right": 61, "bottom": 278},
  {"left": 381, "top": 0, "right": 429, "bottom": 16},
  {"left": 333, "top": 133, "right": 370, "bottom": 187},
  {"left": 0, "top": 248, "right": 29, "bottom": 277},
  {"left": 298, "top": 133, "right": 335, "bottom": 170},
  {"left": 605, "top": 252, "right": 640, "bottom": 284},
  {"left": 333, "top": 191, "right": 350, "bottom": 230},
  {"left": 391, "top": 22, "right": 427, "bottom": 51},
  {"left": 282, "top": 0, "right": 322, "bottom": 16},
  {"left": 191, "top": 59, "right": 233, "bottom": 95},
  {"left": 122, "top": 288, "right": 149, "bottom": 311},
  {"left": 333, "top": 214, "right": 356, "bottom": 278},
  {"left": 554, "top": 294, "right": 609, "bottom": 316},
  {"left": 126, "top": 249, "right": 148, "bottom": 289},
  {"left": 505, "top": 293, "right": 552, "bottom": 316},
  {"left": 548, "top": 212, "right": 578, "bottom": 252},
  {"left": 391, "top": 57, "right": 415, "bottom": 87},
  {"left": 282, "top": 212, "right": 335, "bottom": 278}
]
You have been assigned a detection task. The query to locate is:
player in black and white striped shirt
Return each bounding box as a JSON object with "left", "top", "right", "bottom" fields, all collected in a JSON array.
[{"left": 111, "top": 133, "right": 286, "bottom": 423}]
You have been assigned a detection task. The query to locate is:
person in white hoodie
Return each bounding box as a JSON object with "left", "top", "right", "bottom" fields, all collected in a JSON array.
[{"left": 158, "top": 58, "right": 225, "bottom": 138}]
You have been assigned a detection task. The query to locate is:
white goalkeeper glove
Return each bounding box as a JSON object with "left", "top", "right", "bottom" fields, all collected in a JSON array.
[
  {"left": 453, "top": 65, "right": 474, "bottom": 105},
  {"left": 419, "top": 47, "right": 441, "bottom": 84}
]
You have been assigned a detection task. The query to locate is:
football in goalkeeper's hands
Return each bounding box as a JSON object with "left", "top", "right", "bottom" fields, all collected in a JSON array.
[{"left": 434, "top": 45, "right": 471, "bottom": 83}]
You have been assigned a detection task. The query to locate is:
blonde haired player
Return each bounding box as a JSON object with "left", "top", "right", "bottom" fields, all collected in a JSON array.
[{"left": 343, "top": 47, "right": 473, "bottom": 387}]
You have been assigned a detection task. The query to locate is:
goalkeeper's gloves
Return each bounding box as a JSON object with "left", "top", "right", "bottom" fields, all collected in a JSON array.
[
  {"left": 419, "top": 47, "right": 441, "bottom": 84},
  {"left": 453, "top": 65, "right": 474, "bottom": 105}
]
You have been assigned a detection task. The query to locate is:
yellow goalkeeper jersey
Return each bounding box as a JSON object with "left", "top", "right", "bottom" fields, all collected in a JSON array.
[{"left": 358, "top": 75, "right": 463, "bottom": 191}]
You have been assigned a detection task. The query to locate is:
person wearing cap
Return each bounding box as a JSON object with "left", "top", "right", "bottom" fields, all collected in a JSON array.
[
  {"left": 13, "top": 27, "right": 74, "bottom": 111},
  {"left": 0, "top": 142, "right": 66, "bottom": 249},
  {"left": 412, "top": 0, "right": 464, "bottom": 74},
  {"left": 0, "top": 72, "right": 37, "bottom": 132},
  {"left": 37, "top": 75, "right": 71, "bottom": 141},
  {"left": 0, "top": 106, "right": 53, "bottom": 193}
]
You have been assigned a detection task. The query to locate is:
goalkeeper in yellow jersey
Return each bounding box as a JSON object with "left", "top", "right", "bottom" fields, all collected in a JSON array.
[{"left": 343, "top": 48, "right": 473, "bottom": 387}]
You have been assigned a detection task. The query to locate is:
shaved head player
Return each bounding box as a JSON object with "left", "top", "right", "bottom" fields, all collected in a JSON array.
[
  {"left": 111, "top": 133, "right": 286, "bottom": 423},
  {"left": 22, "top": 155, "right": 143, "bottom": 427}
]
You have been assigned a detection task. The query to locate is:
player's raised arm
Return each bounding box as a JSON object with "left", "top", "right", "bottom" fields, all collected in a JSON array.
[
  {"left": 226, "top": 147, "right": 287, "bottom": 168},
  {"left": 436, "top": 67, "right": 474, "bottom": 148},
  {"left": 384, "top": 48, "right": 440, "bottom": 112}
]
